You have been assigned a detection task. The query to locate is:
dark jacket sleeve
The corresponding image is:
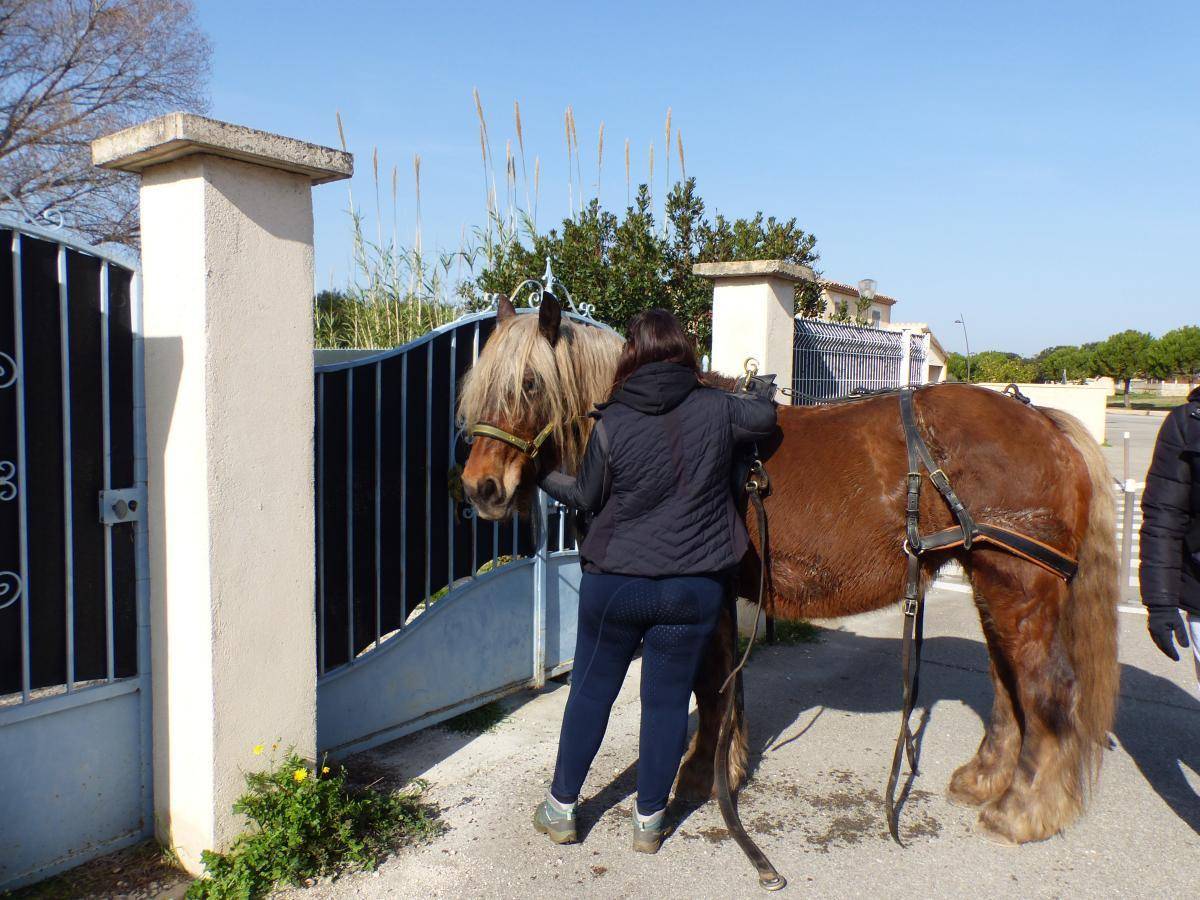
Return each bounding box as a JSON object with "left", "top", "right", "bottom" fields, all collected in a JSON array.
[
  {"left": 726, "top": 392, "right": 778, "bottom": 444},
  {"left": 1140, "top": 407, "right": 1192, "bottom": 609},
  {"left": 539, "top": 420, "right": 610, "bottom": 512}
]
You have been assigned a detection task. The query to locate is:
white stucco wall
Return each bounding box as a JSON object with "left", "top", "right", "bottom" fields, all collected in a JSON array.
[
  {"left": 141, "top": 154, "right": 318, "bottom": 869},
  {"left": 979, "top": 382, "right": 1109, "bottom": 443}
]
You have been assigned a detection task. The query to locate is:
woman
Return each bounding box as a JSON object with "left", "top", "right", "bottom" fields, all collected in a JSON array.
[
  {"left": 532, "top": 308, "right": 777, "bottom": 853},
  {"left": 1141, "top": 385, "right": 1200, "bottom": 688}
]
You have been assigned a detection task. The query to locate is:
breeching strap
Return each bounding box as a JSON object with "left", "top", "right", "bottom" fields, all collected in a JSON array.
[{"left": 716, "top": 468, "right": 786, "bottom": 892}]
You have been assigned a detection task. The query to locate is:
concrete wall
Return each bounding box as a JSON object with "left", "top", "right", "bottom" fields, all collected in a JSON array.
[
  {"left": 140, "top": 154, "right": 320, "bottom": 866},
  {"left": 979, "top": 382, "right": 1109, "bottom": 443}
]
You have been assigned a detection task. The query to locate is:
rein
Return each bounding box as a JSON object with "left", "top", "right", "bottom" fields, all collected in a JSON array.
[{"left": 716, "top": 460, "right": 787, "bottom": 892}]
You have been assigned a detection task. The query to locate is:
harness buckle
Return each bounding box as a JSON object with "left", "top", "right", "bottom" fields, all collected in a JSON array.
[{"left": 902, "top": 596, "right": 919, "bottom": 617}]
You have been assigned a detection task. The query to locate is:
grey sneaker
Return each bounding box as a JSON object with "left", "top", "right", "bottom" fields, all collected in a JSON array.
[
  {"left": 632, "top": 810, "right": 668, "bottom": 854},
  {"left": 533, "top": 799, "right": 577, "bottom": 844}
]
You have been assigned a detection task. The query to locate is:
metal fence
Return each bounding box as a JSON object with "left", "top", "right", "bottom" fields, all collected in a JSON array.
[
  {"left": 0, "top": 217, "right": 146, "bottom": 703},
  {"left": 0, "top": 210, "right": 151, "bottom": 889},
  {"left": 312, "top": 291, "right": 597, "bottom": 754},
  {"left": 792, "top": 318, "right": 927, "bottom": 403},
  {"left": 313, "top": 312, "right": 581, "bottom": 678}
]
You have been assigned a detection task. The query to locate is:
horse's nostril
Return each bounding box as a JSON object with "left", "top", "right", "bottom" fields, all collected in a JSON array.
[{"left": 478, "top": 476, "right": 501, "bottom": 505}]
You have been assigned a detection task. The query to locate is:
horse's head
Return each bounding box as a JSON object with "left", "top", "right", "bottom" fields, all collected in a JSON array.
[{"left": 457, "top": 292, "right": 620, "bottom": 520}]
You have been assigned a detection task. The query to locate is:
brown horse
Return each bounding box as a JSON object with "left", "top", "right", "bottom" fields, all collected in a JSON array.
[{"left": 457, "top": 295, "right": 1119, "bottom": 846}]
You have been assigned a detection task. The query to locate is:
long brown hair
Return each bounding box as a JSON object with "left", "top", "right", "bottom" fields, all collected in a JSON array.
[{"left": 611, "top": 308, "right": 699, "bottom": 393}]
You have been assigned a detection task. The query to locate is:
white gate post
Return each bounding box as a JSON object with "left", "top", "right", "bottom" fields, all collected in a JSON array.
[
  {"left": 920, "top": 333, "right": 932, "bottom": 385},
  {"left": 93, "top": 114, "right": 352, "bottom": 873},
  {"left": 694, "top": 260, "right": 814, "bottom": 388}
]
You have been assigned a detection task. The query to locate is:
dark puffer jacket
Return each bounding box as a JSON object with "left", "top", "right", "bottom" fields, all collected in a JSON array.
[
  {"left": 540, "top": 362, "right": 777, "bottom": 576},
  {"left": 1140, "top": 386, "right": 1200, "bottom": 615}
]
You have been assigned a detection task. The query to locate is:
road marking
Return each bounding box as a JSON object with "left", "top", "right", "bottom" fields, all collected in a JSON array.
[{"left": 1118, "top": 605, "right": 1146, "bottom": 616}]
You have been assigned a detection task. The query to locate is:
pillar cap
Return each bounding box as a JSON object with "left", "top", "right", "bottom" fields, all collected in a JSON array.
[
  {"left": 692, "top": 260, "right": 815, "bottom": 283},
  {"left": 92, "top": 113, "right": 353, "bottom": 185}
]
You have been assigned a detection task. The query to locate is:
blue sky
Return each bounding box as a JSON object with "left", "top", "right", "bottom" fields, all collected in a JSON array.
[{"left": 196, "top": 0, "right": 1195, "bottom": 355}]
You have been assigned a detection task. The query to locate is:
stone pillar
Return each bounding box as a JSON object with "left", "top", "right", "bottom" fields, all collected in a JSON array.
[
  {"left": 693, "top": 260, "right": 815, "bottom": 389},
  {"left": 92, "top": 114, "right": 352, "bottom": 872}
]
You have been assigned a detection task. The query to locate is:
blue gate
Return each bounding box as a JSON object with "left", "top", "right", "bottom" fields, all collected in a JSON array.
[
  {"left": 314, "top": 296, "right": 595, "bottom": 756},
  {"left": 0, "top": 212, "right": 151, "bottom": 890}
]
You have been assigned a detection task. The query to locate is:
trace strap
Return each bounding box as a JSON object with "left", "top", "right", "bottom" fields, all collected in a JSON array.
[
  {"left": 884, "top": 387, "right": 1078, "bottom": 845},
  {"left": 468, "top": 421, "right": 556, "bottom": 459}
]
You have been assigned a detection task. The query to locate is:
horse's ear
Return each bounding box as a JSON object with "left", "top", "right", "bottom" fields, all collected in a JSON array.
[
  {"left": 496, "top": 295, "right": 516, "bottom": 322},
  {"left": 539, "top": 291, "right": 562, "bottom": 346}
]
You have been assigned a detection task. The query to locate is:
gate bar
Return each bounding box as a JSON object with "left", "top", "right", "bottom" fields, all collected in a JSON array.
[
  {"left": 424, "top": 341, "right": 432, "bottom": 609},
  {"left": 400, "top": 353, "right": 408, "bottom": 621},
  {"left": 57, "top": 244, "right": 75, "bottom": 692},
  {"left": 447, "top": 330, "right": 456, "bottom": 589},
  {"left": 316, "top": 374, "right": 325, "bottom": 675},
  {"left": 100, "top": 261, "right": 115, "bottom": 681},
  {"left": 374, "top": 361, "right": 382, "bottom": 648},
  {"left": 11, "top": 232, "right": 31, "bottom": 702},
  {"left": 345, "top": 369, "right": 354, "bottom": 663}
]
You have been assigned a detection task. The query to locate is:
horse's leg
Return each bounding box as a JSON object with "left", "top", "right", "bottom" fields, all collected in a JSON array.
[
  {"left": 968, "top": 559, "right": 1082, "bottom": 844},
  {"left": 947, "top": 590, "right": 1021, "bottom": 806},
  {"left": 675, "top": 598, "right": 745, "bottom": 800}
]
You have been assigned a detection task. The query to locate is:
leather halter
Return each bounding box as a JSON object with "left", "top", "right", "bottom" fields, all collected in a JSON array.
[{"left": 467, "top": 421, "right": 556, "bottom": 459}]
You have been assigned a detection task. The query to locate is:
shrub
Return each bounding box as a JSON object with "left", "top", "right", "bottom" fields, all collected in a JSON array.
[{"left": 185, "top": 751, "right": 437, "bottom": 899}]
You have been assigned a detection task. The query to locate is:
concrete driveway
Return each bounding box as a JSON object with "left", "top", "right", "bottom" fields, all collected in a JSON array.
[{"left": 288, "top": 586, "right": 1200, "bottom": 900}]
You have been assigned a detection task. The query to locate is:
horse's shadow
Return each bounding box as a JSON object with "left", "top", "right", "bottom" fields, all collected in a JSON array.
[{"left": 577, "top": 626, "right": 1200, "bottom": 840}]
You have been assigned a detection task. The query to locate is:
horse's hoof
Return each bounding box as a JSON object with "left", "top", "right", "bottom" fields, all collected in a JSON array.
[
  {"left": 946, "top": 778, "right": 992, "bottom": 808},
  {"left": 975, "top": 804, "right": 1023, "bottom": 847}
]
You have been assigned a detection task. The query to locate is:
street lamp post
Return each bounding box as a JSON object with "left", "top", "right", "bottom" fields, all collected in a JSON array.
[{"left": 954, "top": 314, "right": 971, "bottom": 383}]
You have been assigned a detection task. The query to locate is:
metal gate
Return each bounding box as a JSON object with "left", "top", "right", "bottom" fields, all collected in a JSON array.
[
  {"left": 792, "top": 318, "right": 929, "bottom": 403},
  {"left": 314, "top": 292, "right": 594, "bottom": 756},
  {"left": 0, "top": 213, "right": 151, "bottom": 889}
]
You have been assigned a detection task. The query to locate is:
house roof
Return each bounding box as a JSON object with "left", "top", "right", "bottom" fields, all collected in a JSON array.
[{"left": 820, "top": 280, "right": 897, "bottom": 306}]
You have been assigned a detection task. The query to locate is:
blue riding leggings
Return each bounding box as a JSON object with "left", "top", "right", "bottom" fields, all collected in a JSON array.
[{"left": 550, "top": 571, "right": 726, "bottom": 816}]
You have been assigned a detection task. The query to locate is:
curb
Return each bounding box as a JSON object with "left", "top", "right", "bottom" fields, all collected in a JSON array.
[{"left": 1106, "top": 408, "right": 1171, "bottom": 417}]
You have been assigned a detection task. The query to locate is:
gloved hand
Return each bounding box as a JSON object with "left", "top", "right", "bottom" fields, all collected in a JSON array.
[{"left": 1146, "top": 606, "right": 1190, "bottom": 661}]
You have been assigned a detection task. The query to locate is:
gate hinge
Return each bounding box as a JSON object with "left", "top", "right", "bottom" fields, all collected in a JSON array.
[{"left": 99, "top": 487, "right": 146, "bottom": 525}]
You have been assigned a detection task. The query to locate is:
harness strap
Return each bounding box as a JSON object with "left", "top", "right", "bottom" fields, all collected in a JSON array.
[
  {"left": 716, "top": 477, "right": 786, "bottom": 892},
  {"left": 918, "top": 523, "right": 1078, "bottom": 581},
  {"left": 900, "top": 388, "right": 975, "bottom": 550},
  {"left": 468, "top": 421, "right": 556, "bottom": 459}
]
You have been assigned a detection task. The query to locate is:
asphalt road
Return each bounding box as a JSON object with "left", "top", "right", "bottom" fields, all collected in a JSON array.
[{"left": 290, "top": 590, "right": 1200, "bottom": 900}]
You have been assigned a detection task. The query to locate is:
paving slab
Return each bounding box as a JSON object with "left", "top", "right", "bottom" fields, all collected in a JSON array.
[{"left": 281, "top": 590, "right": 1200, "bottom": 899}]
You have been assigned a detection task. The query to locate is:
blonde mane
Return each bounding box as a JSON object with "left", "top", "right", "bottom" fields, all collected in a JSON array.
[{"left": 457, "top": 314, "right": 624, "bottom": 471}]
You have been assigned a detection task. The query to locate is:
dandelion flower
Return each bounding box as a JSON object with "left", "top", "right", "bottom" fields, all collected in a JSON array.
[
  {"left": 293, "top": 769, "right": 308, "bottom": 783},
  {"left": 322, "top": 766, "right": 331, "bottom": 775},
  {"left": 252, "top": 744, "right": 264, "bottom": 756}
]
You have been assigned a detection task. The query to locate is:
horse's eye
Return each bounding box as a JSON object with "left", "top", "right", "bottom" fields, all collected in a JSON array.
[{"left": 523, "top": 376, "right": 538, "bottom": 393}]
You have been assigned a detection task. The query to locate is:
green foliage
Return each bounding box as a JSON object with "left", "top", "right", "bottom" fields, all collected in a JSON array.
[
  {"left": 1034, "top": 344, "right": 1093, "bottom": 383},
  {"left": 314, "top": 210, "right": 464, "bottom": 349},
  {"left": 470, "top": 178, "right": 821, "bottom": 352},
  {"left": 1148, "top": 325, "right": 1200, "bottom": 381},
  {"left": 1091, "top": 329, "right": 1153, "bottom": 384},
  {"left": 946, "top": 351, "right": 969, "bottom": 382},
  {"left": 186, "top": 752, "right": 437, "bottom": 899}
]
